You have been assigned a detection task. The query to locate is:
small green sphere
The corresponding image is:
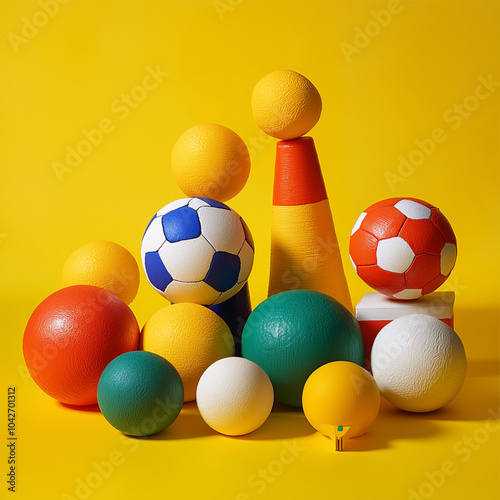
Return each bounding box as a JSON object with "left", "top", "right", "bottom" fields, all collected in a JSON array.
[
  {"left": 241, "top": 290, "right": 364, "bottom": 407},
  {"left": 97, "top": 351, "right": 184, "bottom": 436}
]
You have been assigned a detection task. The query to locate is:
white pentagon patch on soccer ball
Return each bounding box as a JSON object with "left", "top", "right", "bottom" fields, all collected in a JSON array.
[
  {"left": 440, "top": 242, "right": 457, "bottom": 276},
  {"left": 159, "top": 237, "right": 214, "bottom": 282},
  {"left": 141, "top": 197, "right": 254, "bottom": 305},
  {"left": 376, "top": 237, "right": 415, "bottom": 274},
  {"left": 351, "top": 212, "right": 367, "bottom": 235},
  {"left": 394, "top": 199, "right": 432, "bottom": 220},
  {"left": 392, "top": 289, "right": 422, "bottom": 300}
]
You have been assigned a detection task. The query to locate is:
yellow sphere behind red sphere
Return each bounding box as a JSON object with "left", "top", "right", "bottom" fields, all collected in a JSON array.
[
  {"left": 302, "top": 361, "right": 380, "bottom": 439},
  {"left": 62, "top": 240, "right": 140, "bottom": 305}
]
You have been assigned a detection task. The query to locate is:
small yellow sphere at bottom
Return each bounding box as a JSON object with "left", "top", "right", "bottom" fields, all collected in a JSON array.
[{"left": 302, "top": 361, "right": 380, "bottom": 440}]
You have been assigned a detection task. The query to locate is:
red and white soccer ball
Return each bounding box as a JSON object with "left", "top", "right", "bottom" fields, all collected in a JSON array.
[{"left": 349, "top": 198, "right": 457, "bottom": 300}]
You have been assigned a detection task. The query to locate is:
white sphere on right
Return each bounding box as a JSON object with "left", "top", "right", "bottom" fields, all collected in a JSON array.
[{"left": 371, "top": 314, "right": 466, "bottom": 412}]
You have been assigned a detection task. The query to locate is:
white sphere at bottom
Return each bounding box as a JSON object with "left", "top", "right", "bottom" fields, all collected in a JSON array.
[
  {"left": 371, "top": 314, "right": 467, "bottom": 412},
  {"left": 196, "top": 357, "right": 274, "bottom": 436}
]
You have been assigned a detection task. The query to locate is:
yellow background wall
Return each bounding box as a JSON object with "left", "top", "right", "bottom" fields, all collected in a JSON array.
[{"left": 1, "top": 1, "right": 498, "bottom": 499}]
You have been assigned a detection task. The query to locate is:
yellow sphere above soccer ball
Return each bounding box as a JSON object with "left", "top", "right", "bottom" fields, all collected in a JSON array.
[{"left": 171, "top": 123, "right": 251, "bottom": 202}]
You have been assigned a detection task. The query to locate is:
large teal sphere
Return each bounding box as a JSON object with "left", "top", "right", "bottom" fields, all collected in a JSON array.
[
  {"left": 241, "top": 290, "right": 364, "bottom": 407},
  {"left": 97, "top": 351, "right": 184, "bottom": 436}
]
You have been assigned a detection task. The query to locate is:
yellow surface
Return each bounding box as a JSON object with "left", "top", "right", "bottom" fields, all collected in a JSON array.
[
  {"left": 0, "top": 1, "right": 499, "bottom": 499},
  {"left": 171, "top": 123, "right": 251, "bottom": 202},
  {"left": 62, "top": 240, "right": 140, "bottom": 305},
  {"left": 141, "top": 303, "right": 235, "bottom": 402},
  {"left": 269, "top": 200, "right": 353, "bottom": 312},
  {"left": 251, "top": 70, "right": 322, "bottom": 140}
]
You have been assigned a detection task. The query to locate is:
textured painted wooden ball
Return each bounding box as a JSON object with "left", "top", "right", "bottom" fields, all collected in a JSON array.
[
  {"left": 97, "top": 351, "right": 184, "bottom": 436},
  {"left": 349, "top": 197, "right": 457, "bottom": 300},
  {"left": 251, "top": 70, "right": 322, "bottom": 140},
  {"left": 196, "top": 357, "right": 274, "bottom": 436},
  {"left": 371, "top": 314, "right": 466, "bottom": 412},
  {"left": 141, "top": 303, "right": 235, "bottom": 402},
  {"left": 241, "top": 290, "right": 364, "bottom": 407},
  {"left": 141, "top": 197, "right": 254, "bottom": 306},
  {"left": 62, "top": 240, "right": 140, "bottom": 305},
  {"left": 302, "top": 361, "right": 380, "bottom": 439},
  {"left": 171, "top": 123, "right": 251, "bottom": 202},
  {"left": 23, "top": 285, "right": 140, "bottom": 406}
]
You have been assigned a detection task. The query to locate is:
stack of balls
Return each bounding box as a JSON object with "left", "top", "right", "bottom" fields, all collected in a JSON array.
[
  {"left": 138, "top": 123, "right": 272, "bottom": 436},
  {"left": 23, "top": 241, "right": 142, "bottom": 408},
  {"left": 23, "top": 120, "right": 275, "bottom": 438},
  {"left": 246, "top": 70, "right": 381, "bottom": 445},
  {"left": 349, "top": 197, "right": 467, "bottom": 413},
  {"left": 23, "top": 70, "right": 467, "bottom": 450}
]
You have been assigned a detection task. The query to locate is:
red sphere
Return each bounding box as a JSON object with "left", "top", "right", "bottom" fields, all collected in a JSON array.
[
  {"left": 23, "top": 285, "right": 140, "bottom": 405},
  {"left": 349, "top": 198, "right": 457, "bottom": 300}
]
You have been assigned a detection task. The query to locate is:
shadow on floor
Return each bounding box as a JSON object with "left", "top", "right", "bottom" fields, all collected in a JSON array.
[
  {"left": 418, "top": 370, "right": 500, "bottom": 422},
  {"left": 232, "top": 402, "right": 315, "bottom": 441},
  {"left": 344, "top": 398, "right": 445, "bottom": 451},
  {"left": 146, "top": 401, "right": 316, "bottom": 441},
  {"left": 59, "top": 402, "right": 101, "bottom": 412},
  {"left": 135, "top": 402, "right": 216, "bottom": 441}
]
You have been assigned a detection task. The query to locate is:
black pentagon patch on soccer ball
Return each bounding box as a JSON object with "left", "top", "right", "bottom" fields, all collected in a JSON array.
[{"left": 204, "top": 252, "right": 241, "bottom": 292}]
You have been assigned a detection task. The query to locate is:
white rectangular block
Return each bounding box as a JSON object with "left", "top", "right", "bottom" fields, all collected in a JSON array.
[{"left": 356, "top": 291, "right": 455, "bottom": 322}]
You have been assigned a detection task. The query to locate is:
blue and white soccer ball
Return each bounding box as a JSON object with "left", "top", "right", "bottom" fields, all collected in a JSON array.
[{"left": 141, "top": 197, "right": 254, "bottom": 305}]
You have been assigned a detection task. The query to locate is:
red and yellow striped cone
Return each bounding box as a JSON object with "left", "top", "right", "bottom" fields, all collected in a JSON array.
[{"left": 268, "top": 136, "right": 352, "bottom": 312}]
